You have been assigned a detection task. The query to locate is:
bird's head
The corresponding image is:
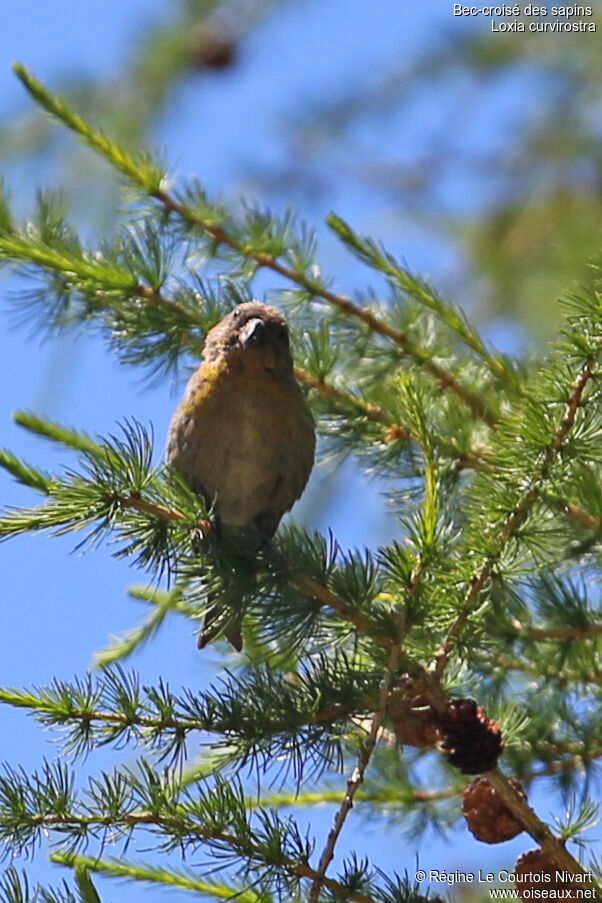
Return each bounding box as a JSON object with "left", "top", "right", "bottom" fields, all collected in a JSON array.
[{"left": 203, "top": 302, "right": 294, "bottom": 376}]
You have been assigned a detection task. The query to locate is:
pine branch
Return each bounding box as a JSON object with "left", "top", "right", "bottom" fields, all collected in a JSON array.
[
  {"left": 509, "top": 619, "right": 602, "bottom": 641},
  {"left": 13, "top": 64, "right": 497, "bottom": 427},
  {"left": 482, "top": 654, "right": 602, "bottom": 686},
  {"left": 326, "top": 212, "right": 519, "bottom": 391},
  {"left": 0, "top": 231, "right": 137, "bottom": 292},
  {"left": 254, "top": 785, "right": 458, "bottom": 811},
  {"left": 295, "top": 366, "right": 410, "bottom": 439},
  {"left": 0, "top": 427, "right": 198, "bottom": 558},
  {"left": 531, "top": 744, "right": 602, "bottom": 779},
  {"left": 308, "top": 637, "right": 404, "bottom": 902},
  {"left": 0, "top": 867, "right": 79, "bottom": 903},
  {"left": 155, "top": 187, "right": 498, "bottom": 427},
  {"left": 92, "top": 587, "right": 189, "bottom": 668},
  {"left": 73, "top": 868, "right": 101, "bottom": 903},
  {"left": 0, "top": 662, "right": 380, "bottom": 769},
  {"left": 309, "top": 392, "right": 441, "bottom": 901},
  {"left": 258, "top": 741, "right": 602, "bottom": 813},
  {"left": 295, "top": 366, "right": 486, "bottom": 470},
  {"left": 0, "top": 450, "right": 53, "bottom": 494},
  {"left": 13, "top": 411, "right": 106, "bottom": 456},
  {"left": 0, "top": 190, "right": 486, "bottom": 474},
  {"left": 0, "top": 425, "right": 400, "bottom": 652},
  {"left": 0, "top": 221, "right": 208, "bottom": 372},
  {"left": 535, "top": 737, "right": 602, "bottom": 759},
  {"left": 51, "top": 852, "right": 268, "bottom": 903},
  {"left": 376, "top": 371, "right": 600, "bottom": 884},
  {"left": 432, "top": 350, "right": 600, "bottom": 679},
  {"left": 12, "top": 65, "right": 164, "bottom": 194},
  {"left": 543, "top": 494, "right": 602, "bottom": 532},
  {"left": 288, "top": 573, "right": 392, "bottom": 649},
  {"left": 0, "top": 770, "right": 382, "bottom": 903}
]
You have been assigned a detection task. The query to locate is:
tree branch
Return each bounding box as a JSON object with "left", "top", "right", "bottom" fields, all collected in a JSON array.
[
  {"left": 509, "top": 619, "right": 602, "bottom": 641},
  {"left": 480, "top": 653, "right": 602, "bottom": 686},
  {"left": 431, "top": 354, "right": 599, "bottom": 679},
  {"left": 289, "top": 573, "right": 391, "bottom": 648},
  {"left": 0, "top": 690, "right": 365, "bottom": 744},
  {"left": 543, "top": 494, "right": 602, "bottom": 533},
  {"left": 294, "top": 367, "right": 408, "bottom": 435},
  {"left": 308, "top": 636, "right": 404, "bottom": 903},
  {"left": 10, "top": 811, "right": 381, "bottom": 903},
  {"left": 151, "top": 190, "right": 497, "bottom": 427},
  {"left": 119, "top": 492, "right": 189, "bottom": 523},
  {"left": 308, "top": 641, "right": 401, "bottom": 903}
]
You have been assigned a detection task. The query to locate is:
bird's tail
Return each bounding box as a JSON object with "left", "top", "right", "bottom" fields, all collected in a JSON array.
[
  {"left": 194, "top": 523, "right": 266, "bottom": 652},
  {"left": 196, "top": 600, "right": 243, "bottom": 651}
]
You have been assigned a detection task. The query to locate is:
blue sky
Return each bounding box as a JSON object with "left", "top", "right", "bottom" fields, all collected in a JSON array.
[{"left": 0, "top": 1, "right": 597, "bottom": 900}]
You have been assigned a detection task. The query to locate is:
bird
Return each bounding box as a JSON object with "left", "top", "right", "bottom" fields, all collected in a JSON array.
[{"left": 166, "top": 301, "right": 315, "bottom": 650}]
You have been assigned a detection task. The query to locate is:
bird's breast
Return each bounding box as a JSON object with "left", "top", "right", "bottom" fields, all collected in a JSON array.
[{"left": 166, "top": 356, "right": 315, "bottom": 531}]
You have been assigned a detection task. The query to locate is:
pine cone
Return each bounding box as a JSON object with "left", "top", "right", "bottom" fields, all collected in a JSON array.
[
  {"left": 462, "top": 776, "right": 525, "bottom": 843},
  {"left": 438, "top": 698, "right": 503, "bottom": 774},
  {"left": 514, "top": 850, "right": 580, "bottom": 902},
  {"left": 388, "top": 688, "right": 439, "bottom": 748},
  {"left": 189, "top": 30, "right": 237, "bottom": 70}
]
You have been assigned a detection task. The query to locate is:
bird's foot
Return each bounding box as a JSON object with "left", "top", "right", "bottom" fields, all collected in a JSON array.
[{"left": 191, "top": 514, "right": 222, "bottom": 554}]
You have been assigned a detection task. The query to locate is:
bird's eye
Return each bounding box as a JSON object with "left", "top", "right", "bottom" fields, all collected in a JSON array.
[
  {"left": 277, "top": 324, "right": 289, "bottom": 344},
  {"left": 232, "top": 308, "right": 241, "bottom": 318}
]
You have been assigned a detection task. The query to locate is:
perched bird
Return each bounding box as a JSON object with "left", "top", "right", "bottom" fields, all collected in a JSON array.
[{"left": 166, "top": 301, "right": 315, "bottom": 650}]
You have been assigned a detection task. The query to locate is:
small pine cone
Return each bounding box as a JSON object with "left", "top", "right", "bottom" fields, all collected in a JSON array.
[
  {"left": 190, "top": 33, "right": 236, "bottom": 70},
  {"left": 462, "top": 776, "right": 525, "bottom": 843},
  {"left": 437, "top": 698, "right": 503, "bottom": 774},
  {"left": 388, "top": 689, "right": 439, "bottom": 748},
  {"left": 514, "top": 849, "right": 579, "bottom": 902}
]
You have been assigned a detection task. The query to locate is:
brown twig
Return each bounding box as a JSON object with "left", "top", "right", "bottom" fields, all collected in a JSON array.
[
  {"left": 294, "top": 367, "right": 408, "bottom": 434},
  {"left": 533, "top": 737, "right": 602, "bottom": 758},
  {"left": 134, "top": 283, "right": 203, "bottom": 348},
  {"left": 481, "top": 653, "right": 602, "bottom": 686},
  {"left": 118, "top": 493, "right": 189, "bottom": 523},
  {"left": 257, "top": 784, "right": 459, "bottom": 811},
  {"left": 543, "top": 494, "right": 602, "bottom": 532},
  {"left": 529, "top": 744, "right": 602, "bottom": 778},
  {"left": 509, "top": 618, "right": 602, "bottom": 641},
  {"left": 289, "top": 573, "right": 390, "bottom": 648},
  {"left": 294, "top": 366, "right": 487, "bottom": 470}
]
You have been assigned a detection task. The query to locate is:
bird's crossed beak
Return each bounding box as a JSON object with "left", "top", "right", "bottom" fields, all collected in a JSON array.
[{"left": 240, "top": 317, "right": 266, "bottom": 348}]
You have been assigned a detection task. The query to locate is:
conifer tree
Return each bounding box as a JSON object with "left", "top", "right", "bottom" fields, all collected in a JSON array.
[{"left": 0, "top": 64, "right": 601, "bottom": 903}]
